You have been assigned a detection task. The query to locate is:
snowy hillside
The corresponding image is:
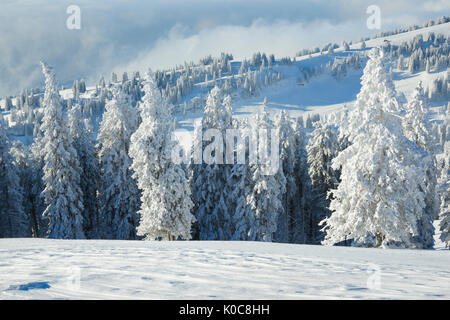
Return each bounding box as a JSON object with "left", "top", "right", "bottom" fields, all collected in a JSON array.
[
  {"left": 177, "top": 21, "right": 450, "bottom": 130},
  {"left": 2, "top": 21, "right": 449, "bottom": 141},
  {"left": 1, "top": 239, "right": 449, "bottom": 300}
]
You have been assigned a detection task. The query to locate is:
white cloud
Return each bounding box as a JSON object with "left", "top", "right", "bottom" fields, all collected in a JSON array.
[
  {"left": 422, "top": 0, "right": 450, "bottom": 12},
  {"left": 116, "top": 19, "right": 364, "bottom": 75}
]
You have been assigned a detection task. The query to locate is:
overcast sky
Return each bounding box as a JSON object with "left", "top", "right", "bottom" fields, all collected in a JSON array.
[{"left": 0, "top": 0, "right": 449, "bottom": 96}]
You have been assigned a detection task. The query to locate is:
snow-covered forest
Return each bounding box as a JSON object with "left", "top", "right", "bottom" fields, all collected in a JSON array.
[{"left": 0, "top": 16, "right": 449, "bottom": 250}]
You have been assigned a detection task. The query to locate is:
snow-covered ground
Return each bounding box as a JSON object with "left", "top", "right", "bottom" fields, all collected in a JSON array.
[{"left": 0, "top": 239, "right": 449, "bottom": 300}]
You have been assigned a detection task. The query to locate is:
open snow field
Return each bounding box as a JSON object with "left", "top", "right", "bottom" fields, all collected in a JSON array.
[{"left": 0, "top": 239, "right": 449, "bottom": 299}]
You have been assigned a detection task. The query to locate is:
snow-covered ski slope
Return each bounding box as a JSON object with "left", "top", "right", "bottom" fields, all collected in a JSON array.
[
  {"left": 0, "top": 239, "right": 449, "bottom": 299},
  {"left": 174, "top": 22, "right": 450, "bottom": 132}
]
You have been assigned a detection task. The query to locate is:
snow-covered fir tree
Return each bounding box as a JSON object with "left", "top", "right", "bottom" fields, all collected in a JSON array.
[
  {"left": 229, "top": 119, "right": 254, "bottom": 240},
  {"left": 193, "top": 86, "right": 234, "bottom": 240},
  {"left": 438, "top": 105, "right": 450, "bottom": 149},
  {"left": 403, "top": 82, "right": 436, "bottom": 151},
  {"left": 129, "top": 71, "right": 195, "bottom": 240},
  {"left": 246, "top": 106, "right": 286, "bottom": 242},
  {"left": 28, "top": 120, "right": 48, "bottom": 237},
  {"left": 438, "top": 107, "right": 450, "bottom": 247},
  {"left": 307, "top": 120, "right": 340, "bottom": 243},
  {"left": 321, "top": 49, "right": 430, "bottom": 248},
  {"left": 342, "top": 41, "right": 350, "bottom": 51},
  {"left": 72, "top": 80, "right": 80, "bottom": 101},
  {"left": 291, "top": 117, "right": 313, "bottom": 243},
  {"left": 0, "top": 119, "right": 29, "bottom": 237},
  {"left": 68, "top": 103, "right": 100, "bottom": 238},
  {"left": 273, "top": 110, "right": 296, "bottom": 243},
  {"left": 40, "top": 62, "right": 85, "bottom": 239},
  {"left": 9, "top": 141, "right": 42, "bottom": 236},
  {"left": 403, "top": 81, "right": 439, "bottom": 248},
  {"left": 4, "top": 97, "right": 13, "bottom": 111},
  {"left": 439, "top": 141, "right": 450, "bottom": 247},
  {"left": 97, "top": 89, "right": 140, "bottom": 240},
  {"left": 360, "top": 40, "right": 367, "bottom": 50}
]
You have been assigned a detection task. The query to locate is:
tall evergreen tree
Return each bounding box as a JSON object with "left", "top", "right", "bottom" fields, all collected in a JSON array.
[
  {"left": 230, "top": 162, "right": 253, "bottom": 240},
  {"left": 40, "top": 62, "right": 85, "bottom": 239},
  {"left": 439, "top": 110, "right": 450, "bottom": 247},
  {"left": 68, "top": 103, "right": 100, "bottom": 238},
  {"left": 307, "top": 120, "right": 340, "bottom": 243},
  {"left": 273, "top": 110, "right": 296, "bottom": 243},
  {"left": 229, "top": 117, "right": 256, "bottom": 241},
  {"left": 5, "top": 97, "right": 13, "bottom": 111},
  {"left": 439, "top": 142, "right": 450, "bottom": 247},
  {"left": 9, "top": 141, "right": 32, "bottom": 236},
  {"left": 193, "top": 86, "right": 234, "bottom": 240},
  {"left": 0, "top": 119, "right": 29, "bottom": 237},
  {"left": 321, "top": 49, "right": 429, "bottom": 248},
  {"left": 28, "top": 119, "right": 47, "bottom": 237},
  {"left": 246, "top": 107, "right": 286, "bottom": 242},
  {"left": 97, "top": 89, "right": 140, "bottom": 240},
  {"left": 403, "top": 82, "right": 436, "bottom": 151},
  {"left": 291, "top": 117, "right": 312, "bottom": 243},
  {"left": 129, "top": 71, "right": 195, "bottom": 240},
  {"left": 403, "top": 82, "right": 439, "bottom": 248}
]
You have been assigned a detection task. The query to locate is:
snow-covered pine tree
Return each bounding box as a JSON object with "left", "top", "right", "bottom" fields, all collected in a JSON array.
[
  {"left": 129, "top": 71, "right": 195, "bottom": 241},
  {"left": 321, "top": 49, "right": 429, "bottom": 248},
  {"left": 40, "top": 62, "right": 85, "bottom": 239},
  {"left": 273, "top": 110, "right": 296, "bottom": 243},
  {"left": 111, "top": 72, "right": 118, "bottom": 84},
  {"left": 246, "top": 106, "right": 286, "bottom": 242},
  {"left": 193, "top": 86, "right": 234, "bottom": 240},
  {"left": 290, "top": 116, "right": 312, "bottom": 243},
  {"left": 68, "top": 103, "right": 100, "bottom": 238},
  {"left": 438, "top": 105, "right": 450, "bottom": 149},
  {"left": 221, "top": 94, "right": 250, "bottom": 238},
  {"left": 305, "top": 114, "right": 313, "bottom": 129},
  {"left": 28, "top": 120, "right": 47, "bottom": 237},
  {"left": 403, "top": 81, "right": 439, "bottom": 248},
  {"left": 307, "top": 120, "right": 340, "bottom": 243},
  {"left": 343, "top": 41, "right": 350, "bottom": 51},
  {"left": 360, "top": 40, "right": 367, "bottom": 50},
  {"left": 79, "top": 79, "right": 86, "bottom": 93},
  {"left": 446, "top": 104, "right": 450, "bottom": 144},
  {"left": 97, "top": 89, "right": 140, "bottom": 240},
  {"left": 9, "top": 141, "right": 40, "bottom": 236},
  {"left": 439, "top": 142, "right": 450, "bottom": 247},
  {"left": 403, "top": 82, "right": 436, "bottom": 151},
  {"left": 72, "top": 80, "right": 80, "bottom": 101},
  {"left": 5, "top": 97, "right": 13, "bottom": 111},
  {"left": 0, "top": 119, "right": 29, "bottom": 237},
  {"left": 230, "top": 118, "right": 253, "bottom": 240}
]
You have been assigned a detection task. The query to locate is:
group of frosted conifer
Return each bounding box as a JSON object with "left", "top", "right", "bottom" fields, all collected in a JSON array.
[{"left": 0, "top": 48, "right": 449, "bottom": 249}]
